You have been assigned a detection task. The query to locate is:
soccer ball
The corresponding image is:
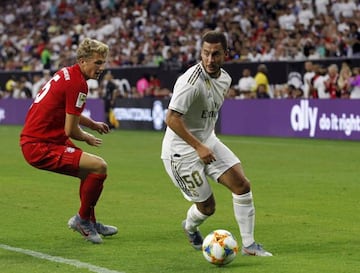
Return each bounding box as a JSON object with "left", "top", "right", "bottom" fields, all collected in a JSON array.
[{"left": 202, "top": 229, "right": 238, "bottom": 266}]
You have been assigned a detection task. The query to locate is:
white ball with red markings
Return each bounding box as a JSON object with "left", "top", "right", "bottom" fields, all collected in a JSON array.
[{"left": 202, "top": 229, "right": 238, "bottom": 265}]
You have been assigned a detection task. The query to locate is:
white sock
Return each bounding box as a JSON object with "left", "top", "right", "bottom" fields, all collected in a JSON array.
[
  {"left": 232, "top": 191, "right": 255, "bottom": 247},
  {"left": 185, "top": 204, "right": 209, "bottom": 233}
]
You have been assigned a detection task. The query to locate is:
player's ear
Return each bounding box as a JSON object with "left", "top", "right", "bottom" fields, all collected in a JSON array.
[{"left": 78, "top": 58, "right": 86, "bottom": 65}]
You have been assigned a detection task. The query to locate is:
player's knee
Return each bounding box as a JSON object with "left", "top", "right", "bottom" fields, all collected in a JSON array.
[
  {"left": 94, "top": 158, "right": 107, "bottom": 174},
  {"left": 232, "top": 177, "right": 251, "bottom": 195}
]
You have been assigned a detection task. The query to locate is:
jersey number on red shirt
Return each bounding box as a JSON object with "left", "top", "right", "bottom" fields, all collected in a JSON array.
[{"left": 34, "top": 74, "right": 61, "bottom": 104}]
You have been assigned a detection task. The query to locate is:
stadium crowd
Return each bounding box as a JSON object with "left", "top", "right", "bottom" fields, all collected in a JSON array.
[{"left": 1, "top": 0, "right": 360, "bottom": 99}]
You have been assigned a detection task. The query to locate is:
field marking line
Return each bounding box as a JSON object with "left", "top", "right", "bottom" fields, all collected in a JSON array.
[{"left": 0, "top": 243, "right": 125, "bottom": 273}]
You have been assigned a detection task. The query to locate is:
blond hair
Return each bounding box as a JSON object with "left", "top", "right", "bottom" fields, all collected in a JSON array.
[{"left": 76, "top": 38, "right": 109, "bottom": 60}]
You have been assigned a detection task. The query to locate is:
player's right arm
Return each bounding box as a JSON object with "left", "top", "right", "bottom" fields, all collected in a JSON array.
[
  {"left": 65, "top": 113, "right": 103, "bottom": 147},
  {"left": 165, "top": 109, "right": 215, "bottom": 164}
]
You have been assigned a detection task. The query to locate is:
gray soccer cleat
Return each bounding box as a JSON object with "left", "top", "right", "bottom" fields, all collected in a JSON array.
[
  {"left": 68, "top": 214, "right": 103, "bottom": 244},
  {"left": 182, "top": 220, "right": 203, "bottom": 250},
  {"left": 94, "top": 222, "right": 118, "bottom": 236},
  {"left": 241, "top": 242, "right": 273, "bottom": 256}
]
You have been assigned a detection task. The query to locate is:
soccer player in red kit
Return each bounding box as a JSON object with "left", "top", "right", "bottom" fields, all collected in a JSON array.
[{"left": 20, "top": 38, "right": 117, "bottom": 244}]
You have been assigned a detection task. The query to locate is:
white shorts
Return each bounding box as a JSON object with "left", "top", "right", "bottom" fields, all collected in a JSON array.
[{"left": 162, "top": 139, "right": 240, "bottom": 202}]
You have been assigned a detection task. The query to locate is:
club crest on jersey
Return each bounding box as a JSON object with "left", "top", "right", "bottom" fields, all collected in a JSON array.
[
  {"left": 76, "top": 92, "right": 87, "bottom": 108},
  {"left": 205, "top": 78, "right": 211, "bottom": 90},
  {"left": 65, "top": 147, "right": 75, "bottom": 153}
]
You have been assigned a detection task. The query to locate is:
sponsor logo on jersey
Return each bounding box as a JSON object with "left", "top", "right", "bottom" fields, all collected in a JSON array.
[
  {"left": 201, "top": 110, "right": 217, "bottom": 118},
  {"left": 76, "top": 92, "right": 87, "bottom": 108}
]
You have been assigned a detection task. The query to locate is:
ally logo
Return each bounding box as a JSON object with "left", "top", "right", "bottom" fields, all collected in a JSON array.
[{"left": 290, "top": 100, "right": 318, "bottom": 137}]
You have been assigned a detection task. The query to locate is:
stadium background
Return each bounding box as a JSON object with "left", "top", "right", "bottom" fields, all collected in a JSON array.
[
  {"left": 1, "top": 0, "right": 360, "bottom": 141},
  {"left": 2, "top": 57, "right": 360, "bottom": 91}
]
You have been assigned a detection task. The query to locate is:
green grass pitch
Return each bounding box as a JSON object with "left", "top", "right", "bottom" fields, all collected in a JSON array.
[{"left": 0, "top": 125, "right": 359, "bottom": 273}]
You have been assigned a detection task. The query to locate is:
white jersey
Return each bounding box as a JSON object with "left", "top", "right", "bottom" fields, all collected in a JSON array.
[{"left": 161, "top": 63, "right": 231, "bottom": 159}]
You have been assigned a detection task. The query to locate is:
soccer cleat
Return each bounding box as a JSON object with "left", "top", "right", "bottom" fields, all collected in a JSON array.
[
  {"left": 68, "top": 214, "right": 103, "bottom": 244},
  {"left": 241, "top": 242, "right": 273, "bottom": 256},
  {"left": 182, "top": 220, "right": 203, "bottom": 250},
  {"left": 94, "top": 222, "right": 118, "bottom": 237}
]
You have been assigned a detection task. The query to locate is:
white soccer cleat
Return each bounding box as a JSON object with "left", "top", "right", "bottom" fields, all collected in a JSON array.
[
  {"left": 241, "top": 242, "right": 273, "bottom": 256},
  {"left": 94, "top": 222, "right": 118, "bottom": 236}
]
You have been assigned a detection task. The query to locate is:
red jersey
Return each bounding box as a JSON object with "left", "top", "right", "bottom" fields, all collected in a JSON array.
[
  {"left": 20, "top": 64, "right": 88, "bottom": 145},
  {"left": 324, "top": 74, "right": 339, "bottom": 99}
]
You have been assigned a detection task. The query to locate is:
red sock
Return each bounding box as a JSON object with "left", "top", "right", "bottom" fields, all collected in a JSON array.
[
  {"left": 90, "top": 183, "right": 103, "bottom": 223},
  {"left": 78, "top": 173, "right": 106, "bottom": 220},
  {"left": 79, "top": 180, "right": 101, "bottom": 222}
]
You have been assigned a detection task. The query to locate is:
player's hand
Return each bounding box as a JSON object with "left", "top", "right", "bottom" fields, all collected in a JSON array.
[
  {"left": 92, "top": 121, "right": 110, "bottom": 134},
  {"left": 84, "top": 132, "right": 103, "bottom": 147},
  {"left": 196, "top": 143, "right": 216, "bottom": 165}
]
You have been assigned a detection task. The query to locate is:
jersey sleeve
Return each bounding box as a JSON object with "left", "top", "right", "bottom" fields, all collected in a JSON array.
[
  {"left": 168, "top": 75, "right": 198, "bottom": 115},
  {"left": 63, "top": 68, "right": 88, "bottom": 116}
]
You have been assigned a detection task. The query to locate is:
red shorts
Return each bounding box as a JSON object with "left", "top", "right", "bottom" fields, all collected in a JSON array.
[{"left": 21, "top": 140, "right": 83, "bottom": 178}]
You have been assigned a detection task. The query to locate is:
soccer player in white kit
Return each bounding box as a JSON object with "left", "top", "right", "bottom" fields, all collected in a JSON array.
[{"left": 161, "top": 30, "right": 272, "bottom": 256}]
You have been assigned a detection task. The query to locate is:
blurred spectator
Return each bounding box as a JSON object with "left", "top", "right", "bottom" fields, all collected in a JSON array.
[
  {"left": 287, "top": 84, "right": 304, "bottom": 99},
  {"left": 100, "top": 71, "right": 119, "bottom": 127},
  {"left": 237, "top": 68, "right": 256, "bottom": 99},
  {"left": 338, "top": 0, "right": 357, "bottom": 19},
  {"left": 347, "top": 22, "right": 360, "bottom": 56},
  {"left": 5, "top": 75, "right": 17, "bottom": 97},
  {"left": 337, "top": 14, "right": 350, "bottom": 34},
  {"left": 31, "top": 69, "right": 52, "bottom": 98},
  {"left": 148, "top": 74, "right": 171, "bottom": 98},
  {"left": 297, "top": 3, "right": 314, "bottom": 29},
  {"left": 114, "top": 78, "right": 133, "bottom": 98},
  {"left": 225, "top": 87, "right": 240, "bottom": 99},
  {"left": 315, "top": 0, "right": 330, "bottom": 16},
  {"left": 278, "top": 5, "right": 297, "bottom": 31},
  {"left": 253, "top": 64, "right": 271, "bottom": 97},
  {"left": 314, "top": 65, "right": 330, "bottom": 98},
  {"left": 162, "top": 49, "right": 183, "bottom": 71},
  {"left": 40, "top": 43, "right": 52, "bottom": 70},
  {"left": 31, "top": 74, "right": 44, "bottom": 98},
  {"left": 273, "top": 84, "right": 289, "bottom": 99},
  {"left": 13, "top": 75, "right": 33, "bottom": 98},
  {"left": 349, "top": 66, "right": 360, "bottom": 98},
  {"left": 135, "top": 73, "right": 151, "bottom": 97},
  {"left": 324, "top": 64, "right": 340, "bottom": 98},
  {"left": 256, "top": 83, "right": 270, "bottom": 99},
  {"left": 87, "top": 79, "right": 100, "bottom": 99},
  {"left": 287, "top": 71, "right": 303, "bottom": 92},
  {"left": 303, "top": 61, "right": 316, "bottom": 98},
  {"left": 337, "top": 62, "right": 352, "bottom": 98},
  {"left": 247, "top": 48, "right": 262, "bottom": 62}
]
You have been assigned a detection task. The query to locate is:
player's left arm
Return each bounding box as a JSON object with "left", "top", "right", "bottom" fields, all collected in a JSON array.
[
  {"left": 65, "top": 113, "right": 103, "bottom": 147},
  {"left": 79, "top": 114, "right": 110, "bottom": 135}
]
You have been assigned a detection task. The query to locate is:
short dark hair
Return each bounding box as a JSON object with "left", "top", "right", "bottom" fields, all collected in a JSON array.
[{"left": 201, "top": 30, "right": 228, "bottom": 51}]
